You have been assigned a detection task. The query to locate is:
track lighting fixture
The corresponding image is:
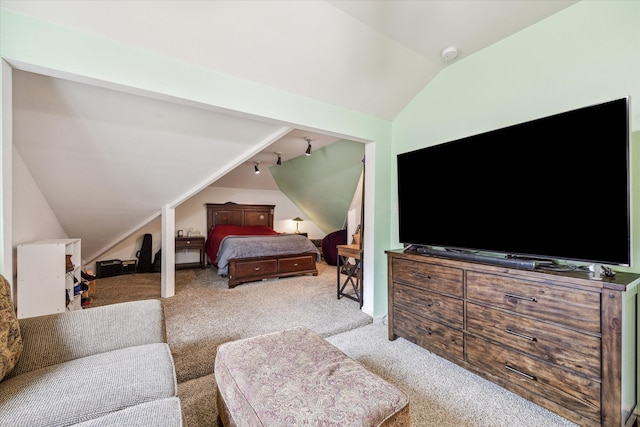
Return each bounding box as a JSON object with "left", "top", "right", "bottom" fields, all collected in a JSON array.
[
  {"left": 304, "top": 137, "right": 312, "bottom": 156},
  {"left": 254, "top": 162, "right": 260, "bottom": 174},
  {"left": 276, "top": 152, "right": 282, "bottom": 165}
]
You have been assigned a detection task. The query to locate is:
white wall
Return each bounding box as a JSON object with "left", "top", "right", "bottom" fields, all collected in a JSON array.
[
  {"left": 177, "top": 186, "right": 325, "bottom": 238},
  {"left": 88, "top": 186, "right": 324, "bottom": 271},
  {"left": 11, "top": 147, "right": 67, "bottom": 283}
]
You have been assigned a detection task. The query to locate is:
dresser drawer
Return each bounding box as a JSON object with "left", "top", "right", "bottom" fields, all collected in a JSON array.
[
  {"left": 466, "top": 335, "right": 601, "bottom": 422},
  {"left": 393, "top": 282, "right": 463, "bottom": 328},
  {"left": 392, "top": 308, "right": 463, "bottom": 361},
  {"left": 279, "top": 255, "right": 315, "bottom": 272},
  {"left": 233, "top": 259, "right": 278, "bottom": 278},
  {"left": 467, "top": 303, "right": 600, "bottom": 379},
  {"left": 466, "top": 271, "right": 601, "bottom": 333},
  {"left": 391, "top": 258, "right": 463, "bottom": 297}
]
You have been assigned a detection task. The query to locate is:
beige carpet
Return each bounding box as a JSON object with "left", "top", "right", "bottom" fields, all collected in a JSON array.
[
  {"left": 90, "top": 261, "right": 373, "bottom": 426},
  {"left": 90, "top": 261, "right": 578, "bottom": 427}
]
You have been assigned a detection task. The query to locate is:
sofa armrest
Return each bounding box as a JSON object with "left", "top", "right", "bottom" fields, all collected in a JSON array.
[{"left": 8, "top": 300, "right": 166, "bottom": 378}]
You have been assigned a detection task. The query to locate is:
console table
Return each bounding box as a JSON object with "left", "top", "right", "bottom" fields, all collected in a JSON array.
[
  {"left": 387, "top": 248, "right": 639, "bottom": 427},
  {"left": 337, "top": 244, "right": 363, "bottom": 308},
  {"left": 175, "top": 237, "right": 206, "bottom": 269}
]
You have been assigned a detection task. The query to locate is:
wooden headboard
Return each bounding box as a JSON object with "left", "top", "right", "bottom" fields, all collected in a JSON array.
[{"left": 206, "top": 202, "right": 275, "bottom": 233}]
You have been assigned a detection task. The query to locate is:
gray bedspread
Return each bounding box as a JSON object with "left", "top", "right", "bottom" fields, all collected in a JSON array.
[{"left": 216, "top": 234, "right": 321, "bottom": 276}]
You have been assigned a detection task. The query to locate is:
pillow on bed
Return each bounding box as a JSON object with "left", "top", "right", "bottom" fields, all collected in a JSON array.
[{"left": 321, "top": 229, "right": 347, "bottom": 266}]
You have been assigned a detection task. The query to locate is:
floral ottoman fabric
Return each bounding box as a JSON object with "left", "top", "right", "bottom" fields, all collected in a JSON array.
[{"left": 215, "top": 326, "right": 410, "bottom": 426}]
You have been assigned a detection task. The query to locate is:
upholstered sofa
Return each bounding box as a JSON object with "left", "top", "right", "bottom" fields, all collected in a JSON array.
[{"left": 0, "top": 274, "right": 183, "bottom": 427}]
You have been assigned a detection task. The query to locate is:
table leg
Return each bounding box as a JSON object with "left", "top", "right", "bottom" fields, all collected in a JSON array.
[{"left": 336, "top": 254, "right": 342, "bottom": 300}]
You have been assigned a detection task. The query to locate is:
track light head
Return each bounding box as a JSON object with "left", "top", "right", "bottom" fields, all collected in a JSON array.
[
  {"left": 254, "top": 162, "right": 260, "bottom": 174},
  {"left": 304, "top": 137, "right": 312, "bottom": 156},
  {"left": 275, "top": 152, "right": 282, "bottom": 165}
]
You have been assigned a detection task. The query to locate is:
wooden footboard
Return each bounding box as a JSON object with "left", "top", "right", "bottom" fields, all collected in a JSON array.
[{"left": 227, "top": 253, "right": 318, "bottom": 288}]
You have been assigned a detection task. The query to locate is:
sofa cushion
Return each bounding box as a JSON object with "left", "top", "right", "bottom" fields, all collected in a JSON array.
[
  {"left": 71, "top": 398, "right": 183, "bottom": 427},
  {"left": 11, "top": 299, "right": 165, "bottom": 378},
  {"left": 0, "top": 274, "right": 22, "bottom": 381},
  {"left": 0, "top": 343, "right": 177, "bottom": 427}
]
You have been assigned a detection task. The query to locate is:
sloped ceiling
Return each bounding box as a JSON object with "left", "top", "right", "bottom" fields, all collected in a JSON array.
[
  {"left": 271, "top": 140, "right": 365, "bottom": 234},
  {"left": 4, "top": 0, "right": 578, "bottom": 262},
  {"left": 12, "top": 70, "right": 293, "bottom": 260},
  {"left": 2, "top": 0, "right": 578, "bottom": 121}
]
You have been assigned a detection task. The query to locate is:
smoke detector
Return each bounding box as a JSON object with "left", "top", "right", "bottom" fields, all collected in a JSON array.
[{"left": 441, "top": 46, "right": 459, "bottom": 63}]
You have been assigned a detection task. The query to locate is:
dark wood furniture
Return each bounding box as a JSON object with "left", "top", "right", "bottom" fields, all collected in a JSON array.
[
  {"left": 175, "top": 236, "right": 206, "bottom": 269},
  {"left": 206, "top": 202, "right": 318, "bottom": 288},
  {"left": 336, "top": 244, "right": 363, "bottom": 308},
  {"left": 206, "top": 202, "right": 275, "bottom": 230},
  {"left": 227, "top": 253, "right": 318, "bottom": 288},
  {"left": 387, "top": 248, "right": 639, "bottom": 427}
]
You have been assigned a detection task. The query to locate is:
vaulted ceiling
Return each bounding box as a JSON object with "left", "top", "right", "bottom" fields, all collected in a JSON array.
[{"left": 3, "top": 0, "right": 578, "bottom": 261}]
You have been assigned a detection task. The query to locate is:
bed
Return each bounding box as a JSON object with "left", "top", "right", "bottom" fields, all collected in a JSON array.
[{"left": 205, "top": 202, "right": 320, "bottom": 288}]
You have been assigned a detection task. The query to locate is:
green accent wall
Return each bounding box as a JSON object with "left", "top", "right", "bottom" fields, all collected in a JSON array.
[
  {"left": 633, "top": 130, "right": 640, "bottom": 271},
  {"left": 392, "top": 1, "right": 640, "bottom": 273},
  {"left": 270, "top": 140, "right": 364, "bottom": 234}
]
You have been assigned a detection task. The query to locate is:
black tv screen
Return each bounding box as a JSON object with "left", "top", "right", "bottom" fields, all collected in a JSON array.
[{"left": 397, "top": 97, "right": 630, "bottom": 266}]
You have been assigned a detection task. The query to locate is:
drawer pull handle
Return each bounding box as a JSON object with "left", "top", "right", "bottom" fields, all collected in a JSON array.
[
  {"left": 254, "top": 267, "right": 261, "bottom": 271},
  {"left": 504, "top": 292, "right": 537, "bottom": 303},
  {"left": 505, "top": 328, "right": 537, "bottom": 342},
  {"left": 413, "top": 272, "right": 432, "bottom": 279},
  {"left": 505, "top": 364, "right": 537, "bottom": 381},
  {"left": 293, "top": 263, "right": 298, "bottom": 267},
  {"left": 415, "top": 325, "right": 432, "bottom": 336}
]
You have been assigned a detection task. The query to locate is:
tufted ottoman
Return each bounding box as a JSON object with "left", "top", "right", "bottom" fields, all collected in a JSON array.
[{"left": 214, "top": 326, "right": 410, "bottom": 426}]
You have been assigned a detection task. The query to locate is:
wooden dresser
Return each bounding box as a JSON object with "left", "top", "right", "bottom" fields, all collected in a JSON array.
[{"left": 387, "top": 249, "right": 639, "bottom": 427}]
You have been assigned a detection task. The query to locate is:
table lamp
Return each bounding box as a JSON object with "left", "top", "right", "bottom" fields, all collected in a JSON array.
[{"left": 292, "top": 217, "right": 304, "bottom": 234}]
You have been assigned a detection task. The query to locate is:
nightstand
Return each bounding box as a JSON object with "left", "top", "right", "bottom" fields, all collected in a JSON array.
[{"left": 175, "top": 236, "right": 206, "bottom": 269}]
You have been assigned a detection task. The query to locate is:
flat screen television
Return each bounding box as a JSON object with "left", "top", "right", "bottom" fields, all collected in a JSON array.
[{"left": 397, "top": 97, "right": 631, "bottom": 268}]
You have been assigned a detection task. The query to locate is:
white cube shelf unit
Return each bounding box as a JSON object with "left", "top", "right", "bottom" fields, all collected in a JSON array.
[{"left": 17, "top": 238, "right": 82, "bottom": 319}]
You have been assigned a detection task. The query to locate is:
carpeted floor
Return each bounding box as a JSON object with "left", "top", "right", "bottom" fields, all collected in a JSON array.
[
  {"left": 91, "top": 261, "right": 578, "bottom": 427},
  {"left": 90, "top": 260, "right": 373, "bottom": 425},
  {"left": 327, "top": 322, "right": 577, "bottom": 427}
]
